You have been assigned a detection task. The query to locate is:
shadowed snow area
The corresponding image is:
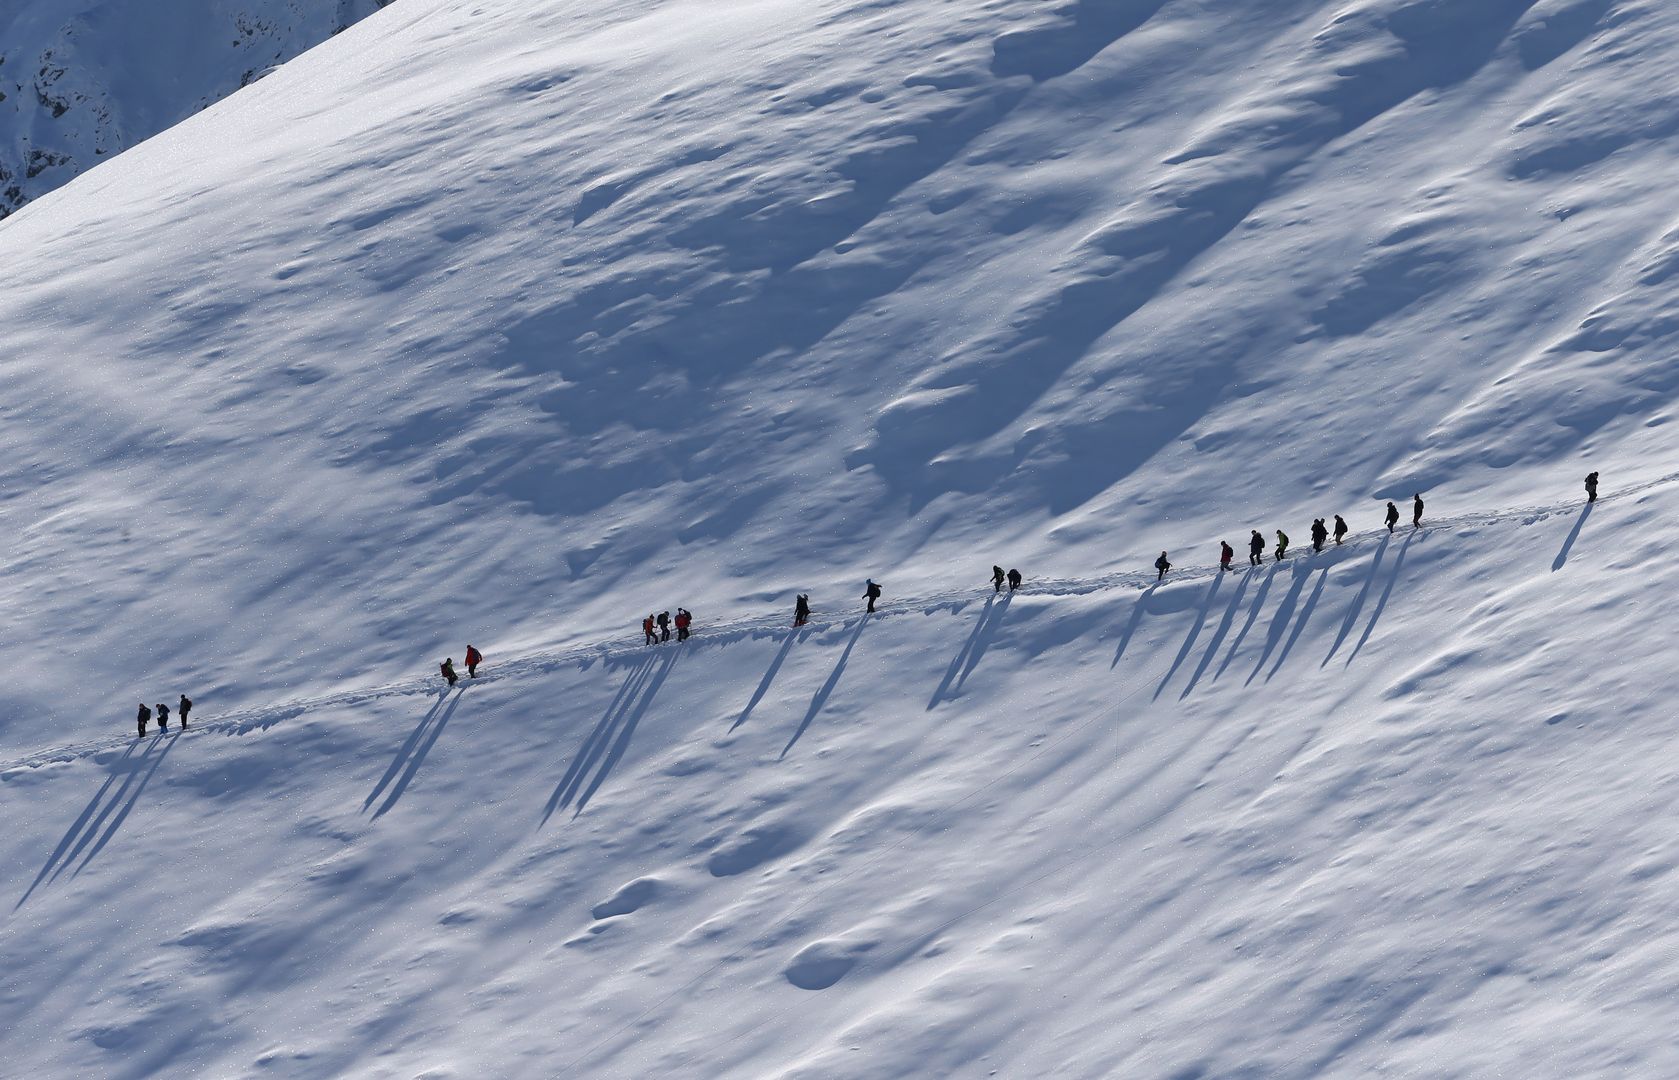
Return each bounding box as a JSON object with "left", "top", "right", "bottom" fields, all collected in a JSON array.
[
  {"left": 3, "top": 0, "right": 1679, "bottom": 1074},
  {"left": 0, "top": 0, "right": 395, "bottom": 218}
]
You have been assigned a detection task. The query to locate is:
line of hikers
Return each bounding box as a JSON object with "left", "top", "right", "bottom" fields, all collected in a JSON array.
[
  {"left": 1157, "top": 494, "right": 1425, "bottom": 581},
  {"left": 137, "top": 695, "right": 192, "bottom": 737},
  {"left": 439, "top": 477, "right": 1599, "bottom": 679},
  {"left": 642, "top": 610, "right": 693, "bottom": 645},
  {"left": 440, "top": 645, "right": 484, "bottom": 688}
]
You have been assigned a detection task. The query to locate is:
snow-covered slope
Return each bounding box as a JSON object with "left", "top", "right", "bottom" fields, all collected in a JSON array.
[
  {"left": 4, "top": 0, "right": 1678, "bottom": 1074},
  {"left": 0, "top": 0, "right": 392, "bottom": 217}
]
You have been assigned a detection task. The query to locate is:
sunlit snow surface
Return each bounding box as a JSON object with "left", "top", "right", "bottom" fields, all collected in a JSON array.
[{"left": 3, "top": 0, "right": 1678, "bottom": 1074}]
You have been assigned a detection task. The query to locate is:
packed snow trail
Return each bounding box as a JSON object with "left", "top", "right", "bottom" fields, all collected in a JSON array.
[{"left": 4, "top": 474, "right": 1647, "bottom": 778}]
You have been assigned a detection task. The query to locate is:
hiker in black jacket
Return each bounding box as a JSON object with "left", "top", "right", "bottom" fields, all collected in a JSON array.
[{"left": 137, "top": 703, "right": 151, "bottom": 738}]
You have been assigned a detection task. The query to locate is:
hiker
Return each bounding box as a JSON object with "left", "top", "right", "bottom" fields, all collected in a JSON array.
[
  {"left": 1007, "top": 568, "right": 1022, "bottom": 591},
  {"left": 179, "top": 694, "right": 193, "bottom": 729},
  {"left": 1333, "top": 514, "right": 1348, "bottom": 545},
  {"left": 465, "top": 645, "right": 482, "bottom": 678},
  {"left": 643, "top": 615, "right": 657, "bottom": 645},
  {"left": 1155, "top": 551, "right": 1171, "bottom": 581},
  {"left": 675, "top": 608, "right": 692, "bottom": 642},
  {"left": 157, "top": 702, "right": 171, "bottom": 732},
  {"left": 794, "top": 594, "right": 811, "bottom": 627},
  {"left": 863, "top": 579, "right": 882, "bottom": 613},
  {"left": 1220, "top": 540, "right": 1234, "bottom": 571},
  {"left": 657, "top": 610, "right": 671, "bottom": 643},
  {"left": 1412, "top": 493, "right": 1424, "bottom": 528},
  {"left": 1249, "top": 530, "right": 1265, "bottom": 566},
  {"left": 1385, "top": 502, "right": 1399, "bottom": 533},
  {"left": 1585, "top": 471, "right": 1599, "bottom": 503},
  {"left": 441, "top": 658, "right": 458, "bottom": 687},
  {"left": 137, "top": 703, "right": 151, "bottom": 738},
  {"left": 992, "top": 565, "right": 1006, "bottom": 593},
  {"left": 1311, "top": 518, "right": 1328, "bottom": 553},
  {"left": 1275, "top": 529, "right": 1290, "bottom": 560}
]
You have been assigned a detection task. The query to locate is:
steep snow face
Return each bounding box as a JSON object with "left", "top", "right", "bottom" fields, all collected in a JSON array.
[
  {"left": 3, "top": 0, "right": 1674, "bottom": 750},
  {"left": 4, "top": 0, "right": 1679, "bottom": 1073},
  {"left": 0, "top": 0, "right": 393, "bottom": 217}
]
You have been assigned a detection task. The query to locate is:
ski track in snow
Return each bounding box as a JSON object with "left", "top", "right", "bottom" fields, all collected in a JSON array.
[{"left": 6, "top": 474, "right": 1657, "bottom": 778}]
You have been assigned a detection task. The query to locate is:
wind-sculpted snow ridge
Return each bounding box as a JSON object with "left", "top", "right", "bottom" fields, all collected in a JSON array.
[{"left": 0, "top": 0, "right": 395, "bottom": 218}]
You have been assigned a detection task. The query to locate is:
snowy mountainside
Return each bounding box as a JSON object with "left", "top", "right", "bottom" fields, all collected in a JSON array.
[
  {"left": 0, "top": 0, "right": 393, "bottom": 218},
  {"left": 4, "top": 0, "right": 1679, "bottom": 1074}
]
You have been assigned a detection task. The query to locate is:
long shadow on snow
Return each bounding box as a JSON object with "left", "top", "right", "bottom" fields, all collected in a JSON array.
[
  {"left": 574, "top": 650, "right": 681, "bottom": 814},
  {"left": 1110, "top": 583, "right": 1158, "bottom": 670},
  {"left": 1247, "top": 562, "right": 1315, "bottom": 685},
  {"left": 1265, "top": 568, "right": 1329, "bottom": 682},
  {"left": 543, "top": 651, "right": 677, "bottom": 822},
  {"left": 1179, "top": 567, "right": 1253, "bottom": 700},
  {"left": 372, "top": 688, "right": 466, "bottom": 820},
  {"left": 734, "top": 629, "right": 802, "bottom": 731},
  {"left": 1323, "top": 534, "right": 1390, "bottom": 666},
  {"left": 72, "top": 732, "right": 181, "bottom": 878},
  {"left": 1348, "top": 531, "right": 1416, "bottom": 664},
  {"left": 1552, "top": 503, "right": 1593, "bottom": 571},
  {"left": 1214, "top": 564, "right": 1281, "bottom": 682},
  {"left": 929, "top": 593, "right": 1013, "bottom": 708},
  {"left": 364, "top": 690, "right": 451, "bottom": 813},
  {"left": 1154, "top": 572, "right": 1224, "bottom": 699},
  {"left": 17, "top": 739, "right": 149, "bottom": 908},
  {"left": 783, "top": 616, "right": 870, "bottom": 759}
]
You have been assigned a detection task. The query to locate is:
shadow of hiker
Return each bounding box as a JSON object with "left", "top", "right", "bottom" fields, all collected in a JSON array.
[
  {"left": 574, "top": 650, "right": 680, "bottom": 813},
  {"left": 734, "top": 628, "right": 802, "bottom": 731},
  {"left": 1179, "top": 567, "right": 1253, "bottom": 700},
  {"left": 929, "top": 593, "right": 1013, "bottom": 708},
  {"left": 1155, "top": 572, "right": 1223, "bottom": 699},
  {"left": 1323, "top": 533, "right": 1390, "bottom": 666},
  {"left": 71, "top": 732, "right": 181, "bottom": 880},
  {"left": 1266, "top": 568, "right": 1329, "bottom": 682},
  {"left": 1214, "top": 563, "right": 1280, "bottom": 682},
  {"left": 372, "top": 688, "right": 466, "bottom": 820},
  {"left": 364, "top": 691, "right": 452, "bottom": 814},
  {"left": 18, "top": 739, "right": 148, "bottom": 909},
  {"left": 1248, "top": 561, "right": 1314, "bottom": 685},
  {"left": 1348, "top": 530, "right": 1415, "bottom": 664},
  {"left": 1553, "top": 503, "right": 1593, "bottom": 572},
  {"left": 542, "top": 652, "right": 674, "bottom": 823},
  {"left": 1110, "top": 584, "right": 1157, "bottom": 670},
  {"left": 783, "top": 615, "right": 870, "bottom": 758}
]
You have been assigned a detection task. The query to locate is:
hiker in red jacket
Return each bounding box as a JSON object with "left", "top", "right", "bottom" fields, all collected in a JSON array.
[
  {"left": 643, "top": 616, "right": 657, "bottom": 646},
  {"left": 1219, "top": 540, "right": 1234, "bottom": 571},
  {"left": 465, "top": 645, "right": 483, "bottom": 678},
  {"left": 674, "top": 608, "right": 692, "bottom": 642}
]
